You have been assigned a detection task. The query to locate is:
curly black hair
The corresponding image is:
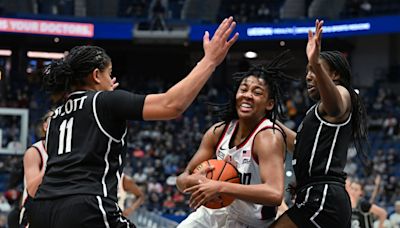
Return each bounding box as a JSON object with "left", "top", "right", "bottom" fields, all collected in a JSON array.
[
  {"left": 211, "top": 50, "right": 297, "bottom": 130},
  {"left": 42, "top": 45, "right": 111, "bottom": 93}
]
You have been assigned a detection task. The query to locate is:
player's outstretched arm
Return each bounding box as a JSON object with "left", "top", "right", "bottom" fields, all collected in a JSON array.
[
  {"left": 306, "top": 19, "right": 351, "bottom": 118},
  {"left": 142, "top": 17, "right": 239, "bottom": 120}
]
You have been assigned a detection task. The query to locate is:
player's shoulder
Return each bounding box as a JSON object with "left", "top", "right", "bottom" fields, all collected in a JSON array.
[
  {"left": 23, "top": 146, "right": 42, "bottom": 161},
  {"left": 207, "top": 121, "right": 228, "bottom": 136}
]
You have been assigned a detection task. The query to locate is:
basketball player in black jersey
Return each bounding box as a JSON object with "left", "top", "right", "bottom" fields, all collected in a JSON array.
[
  {"left": 346, "top": 178, "right": 387, "bottom": 228},
  {"left": 28, "top": 17, "right": 238, "bottom": 228},
  {"left": 271, "top": 20, "right": 370, "bottom": 227}
]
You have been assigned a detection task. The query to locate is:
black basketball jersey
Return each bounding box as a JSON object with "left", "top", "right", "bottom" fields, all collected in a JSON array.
[
  {"left": 292, "top": 103, "right": 352, "bottom": 186},
  {"left": 35, "top": 90, "right": 145, "bottom": 202},
  {"left": 351, "top": 200, "right": 373, "bottom": 228}
]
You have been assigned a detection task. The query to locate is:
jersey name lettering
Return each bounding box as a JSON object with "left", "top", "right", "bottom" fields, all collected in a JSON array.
[{"left": 53, "top": 96, "right": 87, "bottom": 118}]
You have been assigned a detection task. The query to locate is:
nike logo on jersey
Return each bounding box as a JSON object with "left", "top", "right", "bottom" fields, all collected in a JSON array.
[{"left": 219, "top": 141, "right": 228, "bottom": 151}]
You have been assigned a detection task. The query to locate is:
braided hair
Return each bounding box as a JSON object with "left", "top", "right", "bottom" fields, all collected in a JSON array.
[
  {"left": 43, "top": 45, "right": 111, "bottom": 93},
  {"left": 319, "top": 51, "right": 371, "bottom": 171},
  {"left": 212, "top": 50, "right": 297, "bottom": 130}
]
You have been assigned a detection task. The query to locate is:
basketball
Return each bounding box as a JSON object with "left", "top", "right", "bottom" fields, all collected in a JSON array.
[{"left": 193, "top": 159, "right": 241, "bottom": 209}]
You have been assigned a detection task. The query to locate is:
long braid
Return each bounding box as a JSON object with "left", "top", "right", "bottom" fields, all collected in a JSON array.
[{"left": 320, "top": 51, "right": 371, "bottom": 173}]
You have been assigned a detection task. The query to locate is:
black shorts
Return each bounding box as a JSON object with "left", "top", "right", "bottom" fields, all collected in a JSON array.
[
  {"left": 285, "top": 183, "right": 351, "bottom": 228},
  {"left": 7, "top": 205, "right": 20, "bottom": 228},
  {"left": 28, "top": 195, "right": 136, "bottom": 228}
]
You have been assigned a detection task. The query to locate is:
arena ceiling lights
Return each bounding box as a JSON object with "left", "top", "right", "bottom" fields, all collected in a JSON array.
[
  {"left": 244, "top": 51, "right": 258, "bottom": 59},
  {"left": 27, "top": 51, "right": 65, "bottom": 59},
  {"left": 0, "top": 49, "right": 12, "bottom": 56}
]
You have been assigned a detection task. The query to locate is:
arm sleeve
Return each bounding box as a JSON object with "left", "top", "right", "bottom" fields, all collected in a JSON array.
[
  {"left": 96, "top": 90, "right": 146, "bottom": 120},
  {"left": 360, "top": 200, "right": 372, "bottom": 213}
]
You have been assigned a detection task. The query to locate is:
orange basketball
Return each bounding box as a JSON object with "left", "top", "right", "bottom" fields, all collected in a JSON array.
[{"left": 193, "top": 159, "right": 241, "bottom": 209}]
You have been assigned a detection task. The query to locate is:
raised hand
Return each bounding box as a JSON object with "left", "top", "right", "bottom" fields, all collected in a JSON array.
[
  {"left": 111, "top": 77, "right": 119, "bottom": 90},
  {"left": 306, "top": 19, "right": 324, "bottom": 66},
  {"left": 203, "top": 17, "right": 239, "bottom": 67}
]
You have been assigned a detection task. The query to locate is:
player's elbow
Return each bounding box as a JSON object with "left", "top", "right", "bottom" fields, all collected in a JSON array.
[
  {"left": 379, "top": 210, "right": 388, "bottom": 220},
  {"left": 168, "top": 106, "right": 185, "bottom": 119},
  {"left": 162, "top": 102, "right": 185, "bottom": 119},
  {"left": 262, "top": 190, "right": 283, "bottom": 206},
  {"left": 162, "top": 94, "right": 186, "bottom": 119},
  {"left": 270, "top": 191, "right": 284, "bottom": 206}
]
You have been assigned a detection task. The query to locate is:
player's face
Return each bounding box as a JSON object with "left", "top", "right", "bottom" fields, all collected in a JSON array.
[
  {"left": 305, "top": 59, "right": 335, "bottom": 101},
  {"left": 350, "top": 182, "right": 363, "bottom": 198},
  {"left": 235, "top": 76, "right": 274, "bottom": 121},
  {"left": 97, "top": 63, "right": 113, "bottom": 91},
  {"left": 396, "top": 203, "right": 400, "bottom": 213}
]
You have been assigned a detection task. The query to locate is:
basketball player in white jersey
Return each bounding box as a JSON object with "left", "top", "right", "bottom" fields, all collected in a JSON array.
[
  {"left": 19, "top": 110, "right": 53, "bottom": 227},
  {"left": 176, "top": 52, "right": 295, "bottom": 228},
  {"left": 117, "top": 174, "right": 144, "bottom": 217}
]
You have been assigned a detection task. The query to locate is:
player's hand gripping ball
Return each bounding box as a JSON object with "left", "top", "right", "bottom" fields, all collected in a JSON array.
[{"left": 193, "top": 159, "right": 241, "bottom": 209}]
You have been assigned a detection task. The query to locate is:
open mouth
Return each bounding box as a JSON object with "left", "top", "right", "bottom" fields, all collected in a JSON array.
[
  {"left": 239, "top": 103, "right": 253, "bottom": 112},
  {"left": 307, "top": 85, "right": 316, "bottom": 93}
]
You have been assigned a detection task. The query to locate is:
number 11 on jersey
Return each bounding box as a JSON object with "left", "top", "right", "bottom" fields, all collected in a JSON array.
[{"left": 58, "top": 117, "right": 74, "bottom": 155}]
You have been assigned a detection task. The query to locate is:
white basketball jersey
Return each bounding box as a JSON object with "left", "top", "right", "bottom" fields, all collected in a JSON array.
[
  {"left": 215, "top": 118, "right": 277, "bottom": 226},
  {"left": 22, "top": 140, "right": 48, "bottom": 205}
]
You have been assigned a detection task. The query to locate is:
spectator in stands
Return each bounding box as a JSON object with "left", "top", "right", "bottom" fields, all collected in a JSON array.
[
  {"left": 133, "top": 169, "right": 148, "bottom": 187},
  {"left": 150, "top": 0, "right": 168, "bottom": 30},
  {"left": 359, "top": 0, "right": 372, "bottom": 16},
  {"left": 0, "top": 194, "right": 10, "bottom": 213},
  {"left": 383, "top": 112, "right": 398, "bottom": 139},
  {"left": 383, "top": 176, "right": 398, "bottom": 204},
  {"left": 119, "top": 0, "right": 147, "bottom": 18},
  {"left": 390, "top": 201, "right": 400, "bottom": 228},
  {"left": 257, "top": 3, "right": 272, "bottom": 21}
]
